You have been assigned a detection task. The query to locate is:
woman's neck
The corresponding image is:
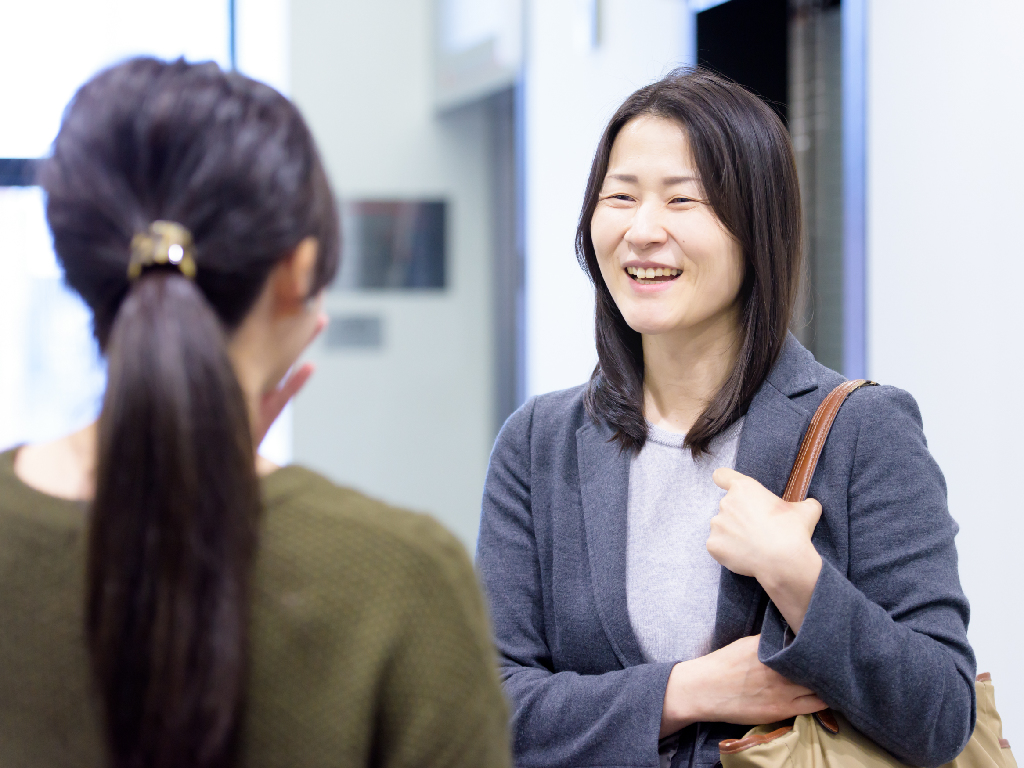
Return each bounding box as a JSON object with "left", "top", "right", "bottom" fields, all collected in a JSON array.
[
  {"left": 14, "top": 421, "right": 99, "bottom": 501},
  {"left": 14, "top": 339, "right": 281, "bottom": 502},
  {"left": 642, "top": 319, "right": 742, "bottom": 435}
]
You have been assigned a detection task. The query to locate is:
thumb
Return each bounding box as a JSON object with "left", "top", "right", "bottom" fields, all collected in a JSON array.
[{"left": 712, "top": 466, "right": 742, "bottom": 490}]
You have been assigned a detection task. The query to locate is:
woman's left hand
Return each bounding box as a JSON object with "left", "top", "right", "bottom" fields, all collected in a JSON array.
[
  {"left": 708, "top": 468, "right": 824, "bottom": 632},
  {"left": 254, "top": 312, "right": 328, "bottom": 447}
]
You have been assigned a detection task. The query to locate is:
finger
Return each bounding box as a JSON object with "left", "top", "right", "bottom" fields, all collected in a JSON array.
[
  {"left": 272, "top": 314, "right": 325, "bottom": 408},
  {"left": 793, "top": 694, "right": 827, "bottom": 714},
  {"left": 270, "top": 363, "right": 315, "bottom": 409},
  {"left": 782, "top": 684, "right": 818, "bottom": 698},
  {"left": 712, "top": 466, "right": 742, "bottom": 490},
  {"left": 705, "top": 535, "right": 725, "bottom": 565},
  {"left": 798, "top": 497, "right": 823, "bottom": 525},
  {"left": 259, "top": 363, "right": 315, "bottom": 430}
]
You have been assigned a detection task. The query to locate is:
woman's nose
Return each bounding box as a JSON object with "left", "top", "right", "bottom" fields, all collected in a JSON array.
[{"left": 624, "top": 202, "right": 668, "bottom": 250}]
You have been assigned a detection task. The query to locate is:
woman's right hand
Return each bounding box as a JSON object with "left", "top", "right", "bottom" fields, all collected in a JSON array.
[{"left": 660, "top": 635, "right": 825, "bottom": 737}]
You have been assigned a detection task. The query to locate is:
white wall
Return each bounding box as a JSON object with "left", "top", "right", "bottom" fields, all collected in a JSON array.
[
  {"left": 0, "top": 0, "right": 229, "bottom": 158},
  {"left": 523, "top": 0, "right": 691, "bottom": 397},
  {"left": 236, "top": 0, "right": 290, "bottom": 95},
  {"left": 0, "top": 0, "right": 231, "bottom": 451},
  {"left": 867, "top": 0, "right": 1023, "bottom": 739},
  {"left": 288, "top": 0, "right": 495, "bottom": 550}
]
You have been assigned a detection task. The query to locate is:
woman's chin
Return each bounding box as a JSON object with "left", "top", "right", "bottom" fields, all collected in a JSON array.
[{"left": 621, "top": 317, "right": 682, "bottom": 338}]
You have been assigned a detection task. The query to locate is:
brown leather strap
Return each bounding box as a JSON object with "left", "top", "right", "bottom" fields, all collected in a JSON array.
[
  {"left": 719, "top": 726, "right": 794, "bottom": 754},
  {"left": 718, "top": 711, "right": 842, "bottom": 754},
  {"left": 781, "top": 379, "right": 877, "bottom": 503}
]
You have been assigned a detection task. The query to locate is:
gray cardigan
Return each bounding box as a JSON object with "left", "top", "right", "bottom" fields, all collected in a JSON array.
[{"left": 476, "top": 336, "right": 976, "bottom": 768}]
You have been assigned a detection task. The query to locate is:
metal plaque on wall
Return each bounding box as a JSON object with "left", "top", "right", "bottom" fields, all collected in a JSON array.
[{"left": 333, "top": 200, "right": 446, "bottom": 291}]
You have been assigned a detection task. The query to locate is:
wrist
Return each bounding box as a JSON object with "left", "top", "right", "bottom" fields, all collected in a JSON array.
[
  {"left": 757, "top": 543, "right": 822, "bottom": 632},
  {"left": 757, "top": 541, "right": 820, "bottom": 591},
  {"left": 661, "top": 659, "right": 704, "bottom": 736}
]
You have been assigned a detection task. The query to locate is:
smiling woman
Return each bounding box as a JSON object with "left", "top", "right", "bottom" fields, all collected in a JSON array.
[
  {"left": 591, "top": 116, "right": 746, "bottom": 435},
  {"left": 578, "top": 72, "right": 801, "bottom": 455},
  {"left": 476, "top": 67, "right": 976, "bottom": 768}
]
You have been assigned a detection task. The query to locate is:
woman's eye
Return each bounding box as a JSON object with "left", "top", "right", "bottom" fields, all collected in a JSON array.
[
  {"left": 670, "top": 196, "right": 696, "bottom": 204},
  {"left": 601, "top": 194, "right": 634, "bottom": 203}
]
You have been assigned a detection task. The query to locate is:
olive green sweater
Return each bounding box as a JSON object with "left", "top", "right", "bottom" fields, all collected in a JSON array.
[{"left": 0, "top": 449, "right": 510, "bottom": 768}]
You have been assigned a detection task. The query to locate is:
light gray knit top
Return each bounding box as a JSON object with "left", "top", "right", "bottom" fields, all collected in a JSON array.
[{"left": 625, "top": 417, "right": 744, "bottom": 664}]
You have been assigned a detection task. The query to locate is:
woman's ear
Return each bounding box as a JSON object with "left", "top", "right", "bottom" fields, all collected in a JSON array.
[{"left": 270, "top": 237, "right": 319, "bottom": 316}]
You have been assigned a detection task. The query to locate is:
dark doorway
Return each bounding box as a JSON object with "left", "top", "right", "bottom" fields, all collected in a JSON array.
[
  {"left": 696, "top": 0, "right": 847, "bottom": 374},
  {"left": 696, "top": 0, "right": 789, "bottom": 124}
]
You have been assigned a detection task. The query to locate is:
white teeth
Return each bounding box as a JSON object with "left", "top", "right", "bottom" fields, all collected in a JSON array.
[{"left": 625, "top": 266, "right": 682, "bottom": 279}]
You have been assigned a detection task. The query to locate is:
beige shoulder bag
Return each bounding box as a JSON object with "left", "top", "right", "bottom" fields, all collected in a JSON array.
[{"left": 718, "top": 380, "right": 1017, "bottom": 768}]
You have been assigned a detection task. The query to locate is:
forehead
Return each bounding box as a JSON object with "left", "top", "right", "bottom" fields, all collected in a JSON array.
[{"left": 606, "top": 115, "right": 695, "bottom": 175}]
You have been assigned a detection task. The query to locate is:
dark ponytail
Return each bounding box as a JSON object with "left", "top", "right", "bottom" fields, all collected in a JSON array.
[
  {"left": 40, "top": 58, "right": 339, "bottom": 768},
  {"left": 89, "top": 273, "right": 257, "bottom": 767}
]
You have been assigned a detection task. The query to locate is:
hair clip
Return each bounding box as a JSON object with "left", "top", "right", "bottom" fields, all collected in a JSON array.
[{"left": 128, "top": 220, "right": 197, "bottom": 280}]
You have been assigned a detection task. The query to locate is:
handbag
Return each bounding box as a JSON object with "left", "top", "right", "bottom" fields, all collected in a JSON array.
[{"left": 718, "top": 380, "right": 1017, "bottom": 768}]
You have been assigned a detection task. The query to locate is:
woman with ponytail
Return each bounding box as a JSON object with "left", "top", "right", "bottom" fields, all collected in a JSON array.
[{"left": 0, "top": 57, "right": 509, "bottom": 768}]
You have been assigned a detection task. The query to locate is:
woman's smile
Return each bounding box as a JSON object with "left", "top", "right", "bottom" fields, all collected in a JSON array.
[
  {"left": 624, "top": 262, "right": 683, "bottom": 292},
  {"left": 625, "top": 264, "right": 683, "bottom": 282}
]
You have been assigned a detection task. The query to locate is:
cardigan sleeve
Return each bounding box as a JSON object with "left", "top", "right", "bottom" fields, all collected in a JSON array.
[
  {"left": 476, "top": 399, "right": 675, "bottom": 768},
  {"left": 759, "top": 385, "right": 976, "bottom": 768}
]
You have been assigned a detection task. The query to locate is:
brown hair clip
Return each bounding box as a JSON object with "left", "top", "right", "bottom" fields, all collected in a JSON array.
[{"left": 128, "top": 220, "right": 197, "bottom": 280}]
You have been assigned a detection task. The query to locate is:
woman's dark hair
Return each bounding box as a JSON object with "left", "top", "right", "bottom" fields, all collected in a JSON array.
[
  {"left": 576, "top": 67, "right": 802, "bottom": 456},
  {"left": 39, "top": 57, "right": 339, "bottom": 768}
]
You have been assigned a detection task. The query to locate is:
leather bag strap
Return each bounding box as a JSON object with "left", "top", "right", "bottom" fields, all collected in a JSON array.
[{"left": 781, "top": 379, "right": 877, "bottom": 504}]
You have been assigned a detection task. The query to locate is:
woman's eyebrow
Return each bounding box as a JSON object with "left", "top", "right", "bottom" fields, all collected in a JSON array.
[{"left": 604, "top": 174, "right": 698, "bottom": 185}]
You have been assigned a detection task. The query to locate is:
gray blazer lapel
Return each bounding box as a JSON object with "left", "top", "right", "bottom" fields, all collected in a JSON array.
[
  {"left": 712, "top": 336, "right": 821, "bottom": 647},
  {"left": 577, "top": 420, "right": 647, "bottom": 668}
]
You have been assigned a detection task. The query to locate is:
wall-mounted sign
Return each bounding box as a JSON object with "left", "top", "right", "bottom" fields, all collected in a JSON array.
[{"left": 332, "top": 200, "right": 446, "bottom": 291}]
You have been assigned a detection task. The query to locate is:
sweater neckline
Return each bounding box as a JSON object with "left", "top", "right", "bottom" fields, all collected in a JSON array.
[
  {"left": 643, "top": 416, "right": 745, "bottom": 452},
  {"left": 0, "top": 446, "right": 312, "bottom": 514}
]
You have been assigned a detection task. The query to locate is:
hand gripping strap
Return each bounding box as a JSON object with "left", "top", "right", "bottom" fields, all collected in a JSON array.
[
  {"left": 781, "top": 379, "right": 877, "bottom": 504},
  {"left": 719, "top": 379, "right": 877, "bottom": 754}
]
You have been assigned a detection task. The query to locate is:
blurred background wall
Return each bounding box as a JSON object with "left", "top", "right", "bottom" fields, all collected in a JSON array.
[
  {"left": 287, "top": 0, "right": 498, "bottom": 548},
  {"left": 866, "top": 0, "right": 1024, "bottom": 738},
  {"left": 0, "top": 0, "right": 1020, "bottom": 740}
]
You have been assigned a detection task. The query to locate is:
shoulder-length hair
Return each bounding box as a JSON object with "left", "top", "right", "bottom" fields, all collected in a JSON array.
[{"left": 576, "top": 67, "right": 802, "bottom": 456}]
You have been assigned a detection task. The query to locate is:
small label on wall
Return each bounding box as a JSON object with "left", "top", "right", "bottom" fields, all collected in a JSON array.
[{"left": 326, "top": 315, "right": 383, "bottom": 349}]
